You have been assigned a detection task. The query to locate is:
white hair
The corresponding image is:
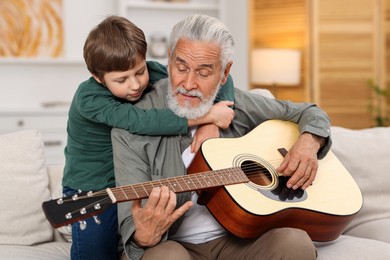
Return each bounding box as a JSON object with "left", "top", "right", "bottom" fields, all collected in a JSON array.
[{"left": 168, "top": 14, "right": 234, "bottom": 71}]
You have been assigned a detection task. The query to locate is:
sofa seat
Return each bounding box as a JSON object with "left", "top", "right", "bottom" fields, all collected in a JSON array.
[
  {"left": 316, "top": 235, "right": 390, "bottom": 259},
  {"left": 0, "top": 242, "right": 70, "bottom": 260}
]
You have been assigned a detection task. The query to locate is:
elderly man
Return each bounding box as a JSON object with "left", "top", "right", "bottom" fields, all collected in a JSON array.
[{"left": 113, "top": 14, "right": 331, "bottom": 260}]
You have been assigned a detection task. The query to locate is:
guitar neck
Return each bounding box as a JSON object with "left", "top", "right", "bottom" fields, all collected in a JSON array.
[{"left": 107, "top": 167, "right": 249, "bottom": 203}]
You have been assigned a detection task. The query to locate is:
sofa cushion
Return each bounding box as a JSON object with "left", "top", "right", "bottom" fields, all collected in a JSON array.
[
  {"left": 315, "top": 235, "right": 390, "bottom": 259},
  {"left": 330, "top": 126, "right": 390, "bottom": 242},
  {"left": 0, "top": 130, "right": 53, "bottom": 245},
  {"left": 345, "top": 218, "right": 390, "bottom": 243},
  {"left": 0, "top": 242, "right": 70, "bottom": 260}
]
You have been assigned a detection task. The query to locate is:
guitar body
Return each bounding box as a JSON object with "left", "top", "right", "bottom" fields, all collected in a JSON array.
[{"left": 188, "top": 120, "right": 363, "bottom": 242}]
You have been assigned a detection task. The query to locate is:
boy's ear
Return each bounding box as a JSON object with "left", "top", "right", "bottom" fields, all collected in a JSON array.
[
  {"left": 220, "top": 61, "right": 233, "bottom": 85},
  {"left": 92, "top": 74, "right": 103, "bottom": 84}
]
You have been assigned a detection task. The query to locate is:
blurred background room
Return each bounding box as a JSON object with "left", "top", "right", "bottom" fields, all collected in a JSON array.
[{"left": 0, "top": 0, "right": 389, "bottom": 165}]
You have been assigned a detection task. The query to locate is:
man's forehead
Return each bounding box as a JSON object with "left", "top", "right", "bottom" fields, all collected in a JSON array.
[
  {"left": 175, "top": 56, "right": 214, "bottom": 69},
  {"left": 174, "top": 38, "right": 220, "bottom": 68}
]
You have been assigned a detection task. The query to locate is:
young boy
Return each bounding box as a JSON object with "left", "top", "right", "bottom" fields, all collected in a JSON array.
[{"left": 62, "top": 16, "right": 235, "bottom": 260}]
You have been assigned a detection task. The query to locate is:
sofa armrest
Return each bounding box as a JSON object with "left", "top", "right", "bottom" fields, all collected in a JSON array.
[{"left": 46, "top": 165, "right": 71, "bottom": 243}]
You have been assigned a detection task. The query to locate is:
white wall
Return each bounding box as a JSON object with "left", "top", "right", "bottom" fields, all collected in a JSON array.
[
  {"left": 0, "top": 0, "right": 117, "bottom": 109},
  {"left": 0, "top": 0, "right": 248, "bottom": 109},
  {"left": 63, "top": 0, "right": 117, "bottom": 60},
  {"left": 224, "top": 0, "right": 249, "bottom": 91}
]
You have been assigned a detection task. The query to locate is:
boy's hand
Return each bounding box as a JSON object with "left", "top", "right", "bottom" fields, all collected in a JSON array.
[
  {"left": 191, "top": 124, "right": 220, "bottom": 153},
  {"left": 187, "top": 101, "right": 234, "bottom": 128},
  {"left": 207, "top": 101, "right": 234, "bottom": 129}
]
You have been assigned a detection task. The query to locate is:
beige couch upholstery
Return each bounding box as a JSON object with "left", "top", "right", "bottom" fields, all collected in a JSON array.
[
  {"left": 315, "top": 126, "right": 390, "bottom": 259},
  {"left": 0, "top": 130, "right": 70, "bottom": 260},
  {"left": 0, "top": 111, "right": 389, "bottom": 259}
]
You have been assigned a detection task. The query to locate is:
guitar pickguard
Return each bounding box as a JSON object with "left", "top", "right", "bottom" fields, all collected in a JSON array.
[{"left": 233, "top": 153, "right": 307, "bottom": 202}]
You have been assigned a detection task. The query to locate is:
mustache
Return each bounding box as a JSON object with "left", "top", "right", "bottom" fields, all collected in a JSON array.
[{"left": 175, "top": 86, "right": 204, "bottom": 99}]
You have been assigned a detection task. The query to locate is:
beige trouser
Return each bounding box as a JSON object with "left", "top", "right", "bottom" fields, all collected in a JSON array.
[{"left": 141, "top": 228, "right": 317, "bottom": 260}]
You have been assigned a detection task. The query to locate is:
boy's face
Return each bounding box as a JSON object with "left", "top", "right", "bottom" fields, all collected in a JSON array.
[{"left": 93, "top": 57, "right": 149, "bottom": 102}]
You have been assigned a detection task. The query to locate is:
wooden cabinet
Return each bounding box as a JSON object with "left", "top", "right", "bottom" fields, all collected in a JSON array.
[
  {"left": 249, "top": 0, "right": 389, "bottom": 129},
  {"left": 311, "top": 0, "right": 385, "bottom": 129},
  {"left": 0, "top": 109, "right": 68, "bottom": 165}
]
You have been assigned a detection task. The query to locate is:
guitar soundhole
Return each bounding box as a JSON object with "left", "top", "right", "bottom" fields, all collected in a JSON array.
[
  {"left": 240, "top": 159, "right": 307, "bottom": 202},
  {"left": 241, "top": 160, "right": 273, "bottom": 186}
]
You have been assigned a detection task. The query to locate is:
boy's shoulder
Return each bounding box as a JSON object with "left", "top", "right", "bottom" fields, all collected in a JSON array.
[
  {"left": 78, "top": 77, "right": 99, "bottom": 88},
  {"left": 136, "top": 78, "right": 169, "bottom": 109},
  {"left": 76, "top": 77, "right": 109, "bottom": 95}
]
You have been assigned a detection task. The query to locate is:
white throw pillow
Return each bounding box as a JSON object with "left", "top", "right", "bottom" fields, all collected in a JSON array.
[
  {"left": 0, "top": 130, "right": 53, "bottom": 245},
  {"left": 330, "top": 126, "right": 390, "bottom": 236}
]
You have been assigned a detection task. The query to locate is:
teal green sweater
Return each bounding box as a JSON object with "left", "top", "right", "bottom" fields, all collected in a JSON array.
[{"left": 62, "top": 61, "right": 234, "bottom": 191}]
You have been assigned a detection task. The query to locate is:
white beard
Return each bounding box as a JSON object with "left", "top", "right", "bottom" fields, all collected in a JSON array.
[{"left": 166, "top": 77, "right": 220, "bottom": 119}]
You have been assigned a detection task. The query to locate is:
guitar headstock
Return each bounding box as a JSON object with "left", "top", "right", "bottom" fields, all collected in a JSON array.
[{"left": 42, "top": 191, "right": 113, "bottom": 228}]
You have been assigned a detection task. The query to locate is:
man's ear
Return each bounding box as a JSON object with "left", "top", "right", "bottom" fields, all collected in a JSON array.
[
  {"left": 167, "top": 49, "right": 171, "bottom": 63},
  {"left": 220, "top": 61, "right": 233, "bottom": 85}
]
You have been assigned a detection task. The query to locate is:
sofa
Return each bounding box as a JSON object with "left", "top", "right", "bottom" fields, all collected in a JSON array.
[{"left": 0, "top": 123, "right": 389, "bottom": 259}]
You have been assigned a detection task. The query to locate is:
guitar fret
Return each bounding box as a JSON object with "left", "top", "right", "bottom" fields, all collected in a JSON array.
[
  {"left": 168, "top": 180, "right": 177, "bottom": 190},
  {"left": 119, "top": 186, "right": 129, "bottom": 200},
  {"left": 141, "top": 184, "right": 149, "bottom": 196},
  {"left": 207, "top": 173, "right": 215, "bottom": 186},
  {"left": 174, "top": 177, "right": 183, "bottom": 190},
  {"left": 183, "top": 178, "right": 191, "bottom": 190},
  {"left": 173, "top": 178, "right": 184, "bottom": 192},
  {"left": 186, "top": 177, "right": 198, "bottom": 190},
  {"left": 130, "top": 185, "right": 140, "bottom": 199},
  {"left": 219, "top": 171, "right": 228, "bottom": 183},
  {"left": 157, "top": 180, "right": 163, "bottom": 188},
  {"left": 108, "top": 167, "right": 247, "bottom": 203},
  {"left": 199, "top": 173, "right": 210, "bottom": 187},
  {"left": 166, "top": 179, "right": 176, "bottom": 192}
]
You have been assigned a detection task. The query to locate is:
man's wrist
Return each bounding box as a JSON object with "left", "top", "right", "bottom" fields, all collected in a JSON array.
[
  {"left": 301, "top": 132, "right": 325, "bottom": 152},
  {"left": 312, "top": 134, "right": 326, "bottom": 150},
  {"left": 130, "top": 231, "right": 146, "bottom": 248}
]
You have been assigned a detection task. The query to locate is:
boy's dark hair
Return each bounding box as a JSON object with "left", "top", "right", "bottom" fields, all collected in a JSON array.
[{"left": 83, "top": 15, "right": 147, "bottom": 80}]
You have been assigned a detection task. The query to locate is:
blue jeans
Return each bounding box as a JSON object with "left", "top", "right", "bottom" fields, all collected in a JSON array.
[{"left": 63, "top": 187, "right": 119, "bottom": 260}]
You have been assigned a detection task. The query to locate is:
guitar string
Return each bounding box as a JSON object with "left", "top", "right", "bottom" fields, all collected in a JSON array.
[
  {"left": 62, "top": 160, "right": 284, "bottom": 205},
  {"left": 116, "top": 158, "right": 284, "bottom": 195},
  {"left": 67, "top": 196, "right": 113, "bottom": 215}
]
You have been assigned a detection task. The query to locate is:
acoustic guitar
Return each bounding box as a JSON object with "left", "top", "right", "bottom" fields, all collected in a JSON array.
[{"left": 42, "top": 120, "right": 363, "bottom": 242}]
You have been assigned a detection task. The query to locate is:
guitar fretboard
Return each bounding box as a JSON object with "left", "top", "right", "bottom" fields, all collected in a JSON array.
[{"left": 107, "top": 167, "right": 248, "bottom": 203}]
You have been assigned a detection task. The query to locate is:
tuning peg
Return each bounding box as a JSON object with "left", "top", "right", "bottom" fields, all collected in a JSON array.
[
  {"left": 72, "top": 194, "right": 79, "bottom": 201},
  {"left": 93, "top": 216, "right": 101, "bottom": 225},
  {"left": 79, "top": 220, "right": 87, "bottom": 230},
  {"left": 80, "top": 207, "right": 87, "bottom": 215}
]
